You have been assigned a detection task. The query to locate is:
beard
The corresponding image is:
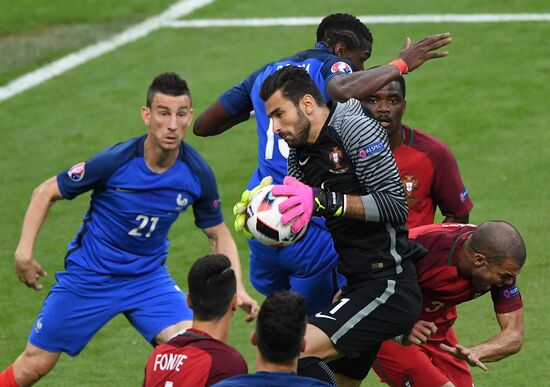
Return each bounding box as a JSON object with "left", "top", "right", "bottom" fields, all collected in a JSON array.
[{"left": 285, "top": 108, "right": 311, "bottom": 147}]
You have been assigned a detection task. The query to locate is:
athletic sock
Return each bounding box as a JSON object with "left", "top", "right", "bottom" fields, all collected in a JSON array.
[
  {"left": 0, "top": 365, "right": 20, "bottom": 387},
  {"left": 297, "top": 356, "right": 337, "bottom": 386}
]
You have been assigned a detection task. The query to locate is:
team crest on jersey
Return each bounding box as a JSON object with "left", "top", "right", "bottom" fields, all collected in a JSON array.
[
  {"left": 328, "top": 146, "right": 348, "bottom": 173},
  {"left": 67, "top": 162, "right": 85, "bottom": 182},
  {"left": 402, "top": 175, "right": 420, "bottom": 206},
  {"left": 331, "top": 61, "right": 352, "bottom": 74},
  {"left": 176, "top": 193, "right": 189, "bottom": 210}
]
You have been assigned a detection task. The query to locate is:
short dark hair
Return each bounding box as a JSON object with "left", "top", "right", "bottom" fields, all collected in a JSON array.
[
  {"left": 394, "top": 75, "right": 406, "bottom": 100},
  {"left": 146, "top": 72, "right": 191, "bottom": 107},
  {"left": 187, "top": 254, "right": 236, "bottom": 321},
  {"left": 470, "top": 221, "right": 527, "bottom": 266},
  {"left": 260, "top": 65, "right": 325, "bottom": 107},
  {"left": 256, "top": 291, "right": 307, "bottom": 365},
  {"left": 316, "top": 13, "right": 373, "bottom": 49}
]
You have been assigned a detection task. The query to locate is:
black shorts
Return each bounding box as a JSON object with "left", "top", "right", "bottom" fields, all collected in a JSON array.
[{"left": 309, "top": 260, "right": 421, "bottom": 361}]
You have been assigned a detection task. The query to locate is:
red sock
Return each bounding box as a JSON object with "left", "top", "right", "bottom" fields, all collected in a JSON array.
[{"left": 0, "top": 365, "right": 19, "bottom": 387}]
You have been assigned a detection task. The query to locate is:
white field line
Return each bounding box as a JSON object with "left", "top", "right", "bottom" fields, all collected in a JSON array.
[
  {"left": 165, "top": 13, "right": 550, "bottom": 28},
  {"left": 0, "top": 0, "right": 215, "bottom": 103},
  {"left": 1, "top": 12, "right": 549, "bottom": 102}
]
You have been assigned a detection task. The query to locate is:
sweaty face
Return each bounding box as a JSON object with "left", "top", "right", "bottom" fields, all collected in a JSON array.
[
  {"left": 470, "top": 257, "right": 522, "bottom": 293},
  {"left": 342, "top": 41, "right": 372, "bottom": 71},
  {"left": 265, "top": 90, "right": 312, "bottom": 147},
  {"left": 141, "top": 92, "right": 194, "bottom": 151},
  {"left": 363, "top": 80, "right": 405, "bottom": 139}
]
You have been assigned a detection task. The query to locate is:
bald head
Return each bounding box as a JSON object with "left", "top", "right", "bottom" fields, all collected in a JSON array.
[{"left": 469, "top": 221, "right": 526, "bottom": 267}]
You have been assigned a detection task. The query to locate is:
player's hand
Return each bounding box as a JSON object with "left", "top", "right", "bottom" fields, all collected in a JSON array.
[
  {"left": 399, "top": 32, "right": 452, "bottom": 72},
  {"left": 272, "top": 176, "right": 315, "bottom": 234},
  {"left": 404, "top": 320, "right": 438, "bottom": 345},
  {"left": 236, "top": 287, "right": 260, "bottom": 322},
  {"left": 440, "top": 343, "right": 488, "bottom": 371},
  {"left": 15, "top": 254, "right": 47, "bottom": 291},
  {"left": 233, "top": 176, "right": 273, "bottom": 238}
]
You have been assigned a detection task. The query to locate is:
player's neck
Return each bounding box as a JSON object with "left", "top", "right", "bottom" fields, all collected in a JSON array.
[
  {"left": 255, "top": 355, "right": 298, "bottom": 374},
  {"left": 192, "top": 315, "right": 232, "bottom": 342},
  {"left": 143, "top": 137, "right": 179, "bottom": 173},
  {"left": 389, "top": 124, "right": 405, "bottom": 150},
  {"left": 307, "top": 106, "right": 331, "bottom": 144}
]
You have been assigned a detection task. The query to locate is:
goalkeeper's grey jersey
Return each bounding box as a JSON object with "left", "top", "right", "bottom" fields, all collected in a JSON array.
[{"left": 288, "top": 99, "right": 426, "bottom": 284}]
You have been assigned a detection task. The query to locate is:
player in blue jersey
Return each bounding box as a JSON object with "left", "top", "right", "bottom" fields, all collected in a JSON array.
[
  {"left": 194, "top": 13, "right": 452, "bottom": 315},
  {"left": 4, "top": 72, "right": 258, "bottom": 387}
]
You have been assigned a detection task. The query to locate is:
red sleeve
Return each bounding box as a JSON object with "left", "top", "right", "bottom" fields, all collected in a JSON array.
[{"left": 491, "top": 281, "right": 523, "bottom": 314}]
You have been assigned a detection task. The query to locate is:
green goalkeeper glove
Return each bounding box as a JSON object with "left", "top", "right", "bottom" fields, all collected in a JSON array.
[{"left": 233, "top": 176, "right": 273, "bottom": 239}]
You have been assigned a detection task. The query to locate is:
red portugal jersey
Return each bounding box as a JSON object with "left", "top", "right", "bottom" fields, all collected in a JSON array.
[
  {"left": 394, "top": 126, "right": 473, "bottom": 228},
  {"left": 410, "top": 223, "right": 523, "bottom": 341},
  {"left": 143, "top": 328, "right": 247, "bottom": 387}
]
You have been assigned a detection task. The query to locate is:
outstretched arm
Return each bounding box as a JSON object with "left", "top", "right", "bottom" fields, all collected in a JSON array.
[
  {"left": 15, "top": 176, "right": 64, "bottom": 290},
  {"left": 326, "top": 32, "right": 452, "bottom": 102},
  {"left": 193, "top": 100, "right": 251, "bottom": 136},
  {"left": 440, "top": 308, "right": 524, "bottom": 370},
  {"left": 202, "top": 222, "right": 259, "bottom": 322}
]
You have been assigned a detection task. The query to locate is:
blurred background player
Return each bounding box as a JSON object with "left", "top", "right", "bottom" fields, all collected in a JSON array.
[
  {"left": 0, "top": 72, "right": 258, "bottom": 387},
  {"left": 194, "top": 12, "right": 452, "bottom": 315},
  {"left": 363, "top": 76, "right": 473, "bottom": 228},
  {"left": 144, "top": 254, "right": 247, "bottom": 387},
  {"left": 213, "top": 291, "right": 334, "bottom": 387},
  {"left": 373, "top": 221, "right": 525, "bottom": 387}
]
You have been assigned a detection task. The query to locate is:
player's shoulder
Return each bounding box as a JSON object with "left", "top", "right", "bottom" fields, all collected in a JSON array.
[
  {"left": 90, "top": 135, "right": 142, "bottom": 163},
  {"left": 179, "top": 141, "right": 213, "bottom": 173},
  {"left": 410, "top": 223, "right": 477, "bottom": 240},
  {"left": 406, "top": 126, "right": 456, "bottom": 161}
]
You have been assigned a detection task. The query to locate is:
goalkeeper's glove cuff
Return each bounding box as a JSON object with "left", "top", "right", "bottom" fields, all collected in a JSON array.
[{"left": 312, "top": 188, "right": 346, "bottom": 217}]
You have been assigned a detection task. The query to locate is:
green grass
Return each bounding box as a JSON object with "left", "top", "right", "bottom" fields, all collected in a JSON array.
[{"left": 1, "top": 0, "right": 549, "bottom": 385}]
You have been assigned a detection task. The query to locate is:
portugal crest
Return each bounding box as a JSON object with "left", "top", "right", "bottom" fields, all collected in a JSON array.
[
  {"left": 329, "top": 146, "right": 344, "bottom": 170},
  {"left": 402, "top": 175, "right": 420, "bottom": 206}
]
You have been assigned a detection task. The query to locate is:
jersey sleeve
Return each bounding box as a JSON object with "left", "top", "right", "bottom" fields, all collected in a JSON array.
[
  {"left": 287, "top": 148, "right": 305, "bottom": 181},
  {"left": 428, "top": 136, "right": 473, "bottom": 218},
  {"left": 339, "top": 110, "right": 408, "bottom": 224},
  {"left": 491, "top": 280, "right": 523, "bottom": 314},
  {"left": 219, "top": 67, "right": 264, "bottom": 116},
  {"left": 319, "top": 57, "right": 354, "bottom": 91},
  {"left": 183, "top": 144, "right": 224, "bottom": 229},
  {"left": 56, "top": 139, "right": 139, "bottom": 200}
]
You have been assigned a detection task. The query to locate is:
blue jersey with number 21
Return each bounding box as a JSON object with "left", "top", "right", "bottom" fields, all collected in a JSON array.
[
  {"left": 219, "top": 43, "right": 354, "bottom": 188},
  {"left": 57, "top": 135, "right": 223, "bottom": 276}
]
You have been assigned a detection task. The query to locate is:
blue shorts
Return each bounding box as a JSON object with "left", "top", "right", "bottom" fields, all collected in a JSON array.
[
  {"left": 249, "top": 220, "right": 346, "bottom": 316},
  {"left": 29, "top": 266, "right": 192, "bottom": 356}
]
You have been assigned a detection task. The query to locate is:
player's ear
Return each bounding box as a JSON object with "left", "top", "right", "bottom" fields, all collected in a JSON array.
[
  {"left": 300, "top": 338, "right": 306, "bottom": 353},
  {"left": 141, "top": 106, "right": 151, "bottom": 126},
  {"left": 300, "top": 94, "right": 315, "bottom": 114},
  {"left": 333, "top": 41, "right": 347, "bottom": 57},
  {"left": 230, "top": 294, "right": 238, "bottom": 312},
  {"left": 186, "top": 294, "right": 193, "bottom": 309},
  {"left": 250, "top": 331, "right": 257, "bottom": 346},
  {"left": 472, "top": 252, "right": 488, "bottom": 267}
]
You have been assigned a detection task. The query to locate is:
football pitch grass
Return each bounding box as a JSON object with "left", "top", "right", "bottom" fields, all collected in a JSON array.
[{"left": 1, "top": 0, "right": 549, "bottom": 385}]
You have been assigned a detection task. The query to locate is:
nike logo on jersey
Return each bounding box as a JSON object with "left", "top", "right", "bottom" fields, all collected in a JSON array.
[
  {"left": 299, "top": 156, "right": 311, "bottom": 166},
  {"left": 116, "top": 187, "right": 138, "bottom": 193},
  {"left": 314, "top": 312, "right": 336, "bottom": 321}
]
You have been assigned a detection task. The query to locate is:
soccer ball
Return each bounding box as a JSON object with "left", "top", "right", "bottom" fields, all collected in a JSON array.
[{"left": 246, "top": 184, "right": 307, "bottom": 247}]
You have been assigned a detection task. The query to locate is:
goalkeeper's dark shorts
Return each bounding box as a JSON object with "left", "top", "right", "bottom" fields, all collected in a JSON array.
[{"left": 308, "top": 259, "right": 421, "bottom": 380}]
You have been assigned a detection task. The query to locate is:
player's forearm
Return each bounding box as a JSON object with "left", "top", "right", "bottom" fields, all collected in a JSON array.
[
  {"left": 470, "top": 329, "right": 523, "bottom": 363},
  {"left": 205, "top": 224, "right": 245, "bottom": 289},
  {"left": 193, "top": 100, "right": 250, "bottom": 136},
  {"left": 326, "top": 66, "right": 401, "bottom": 102},
  {"left": 15, "top": 177, "right": 62, "bottom": 258}
]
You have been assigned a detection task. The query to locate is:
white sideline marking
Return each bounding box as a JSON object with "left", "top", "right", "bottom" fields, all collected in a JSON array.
[
  {"left": 0, "top": 0, "right": 215, "bottom": 103},
  {"left": 165, "top": 13, "right": 550, "bottom": 28},
  {"left": 1, "top": 12, "right": 549, "bottom": 102}
]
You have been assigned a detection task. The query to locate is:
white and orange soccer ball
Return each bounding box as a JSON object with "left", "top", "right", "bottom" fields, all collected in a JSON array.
[{"left": 246, "top": 185, "right": 307, "bottom": 247}]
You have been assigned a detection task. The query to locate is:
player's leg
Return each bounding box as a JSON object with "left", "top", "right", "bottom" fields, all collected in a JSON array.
[
  {"left": 11, "top": 343, "right": 60, "bottom": 386},
  {"left": 125, "top": 268, "right": 193, "bottom": 344},
  {"left": 428, "top": 328, "right": 473, "bottom": 387},
  {"left": 372, "top": 340, "right": 455, "bottom": 387},
  {"left": 284, "top": 222, "right": 346, "bottom": 315},
  {"left": 248, "top": 237, "right": 290, "bottom": 294}
]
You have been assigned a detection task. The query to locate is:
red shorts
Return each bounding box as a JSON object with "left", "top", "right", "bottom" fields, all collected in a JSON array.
[{"left": 372, "top": 328, "right": 473, "bottom": 387}]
